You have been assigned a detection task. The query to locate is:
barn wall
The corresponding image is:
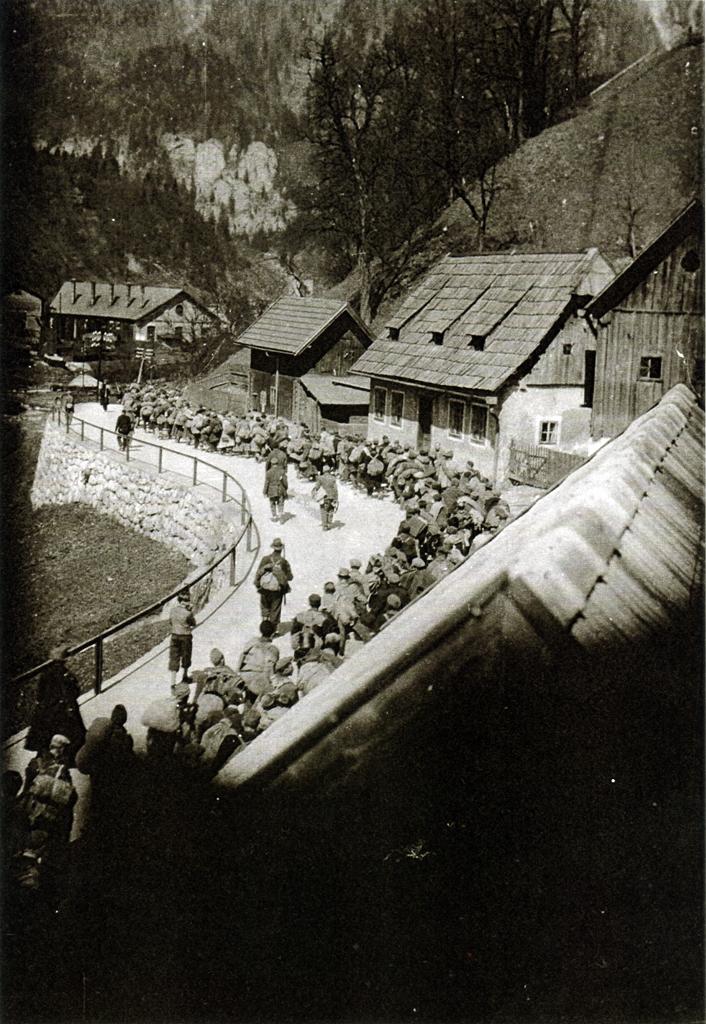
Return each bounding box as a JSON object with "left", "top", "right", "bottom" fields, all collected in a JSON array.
[{"left": 591, "top": 234, "right": 704, "bottom": 438}]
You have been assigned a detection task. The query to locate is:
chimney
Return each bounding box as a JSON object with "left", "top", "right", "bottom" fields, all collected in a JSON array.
[
  {"left": 91, "top": 282, "right": 97, "bottom": 305},
  {"left": 72, "top": 280, "right": 78, "bottom": 305},
  {"left": 126, "top": 283, "right": 132, "bottom": 305},
  {"left": 110, "top": 283, "right": 116, "bottom": 305},
  {"left": 141, "top": 284, "right": 147, "bottom": 307}
]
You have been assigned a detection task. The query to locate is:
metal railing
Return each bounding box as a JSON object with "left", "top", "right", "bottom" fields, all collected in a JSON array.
[{"left": 13, "top": 416, "right": 261, "bottom": 695}]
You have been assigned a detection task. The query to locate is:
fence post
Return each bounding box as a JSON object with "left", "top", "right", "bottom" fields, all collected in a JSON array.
[
  {"left": 81, "top": 420, "right": 85, "bottom": 441},
  {"left": 230, "top": 546, "right": 236, "bottom": 587},
  {"left": 222, "top": 471, "right": 227, "bottom": 504},
  {"left": 246, "top": 518, "right": 253, "bottom": 551},
  {"left": 193, "top": 458, "right": 198, "bottom": 487},
  {"left": 240, "top": 485, "right": 247, "bottom": 524},
  {"left": 100, "top": 427, "right": 104, "bottom": 451},
  {"left": 94, "top": 638, "right": 103, "bottom": 695},
  {"left": 158, "top": 447, "right": 163, "bottom": 474}
]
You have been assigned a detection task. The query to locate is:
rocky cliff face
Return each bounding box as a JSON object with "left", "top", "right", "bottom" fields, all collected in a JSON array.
[
  {"left": 163, "top": 134, "right": 293, "bottom": 238},
  {"left": 41, "top": 132, "right": 292, "bottom": 240}
]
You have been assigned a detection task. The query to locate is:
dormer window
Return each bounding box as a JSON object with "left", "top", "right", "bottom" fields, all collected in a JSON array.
[
  {"left": 388, "top": 327, "right": 399, "bottom": 340},
  {"left": 431, "top": 331, "right": 444, "bottom": 345},
  {"left": 470, "top": 335, "right": 485, "bottom": 351}
]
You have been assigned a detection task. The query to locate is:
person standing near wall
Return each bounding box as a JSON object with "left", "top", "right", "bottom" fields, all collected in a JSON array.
[{"left": 168, "top": 591, "right": 196, "bottom": 687}]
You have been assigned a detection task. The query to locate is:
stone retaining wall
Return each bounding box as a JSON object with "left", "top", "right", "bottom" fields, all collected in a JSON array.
[{"left": 31, "top": 423, "right": 246, "bottom": 602}]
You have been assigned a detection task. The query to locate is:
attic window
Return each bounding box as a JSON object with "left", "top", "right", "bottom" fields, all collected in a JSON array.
[
  {"left": 176, "top": 304, "right": 184, "bottom": 316},
  {"left": 563, "top": 343, "right": 573, "bottom": 355},
  {"left": 388, "top": 327, "right": 400, "bottom": 340},
  {"left": 681, "top": 250, "right": 700, "bottom": 273},
  {"left": 469, "top": 335, "right": 485, "bottom": 351},
  {"left": 431, "top": 331, "right": 444, "bottom": 345}
]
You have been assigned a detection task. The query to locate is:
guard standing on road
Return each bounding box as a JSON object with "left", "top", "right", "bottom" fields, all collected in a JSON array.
[{"left": 312, "top": 464, "right": 339, "bottom": 531}]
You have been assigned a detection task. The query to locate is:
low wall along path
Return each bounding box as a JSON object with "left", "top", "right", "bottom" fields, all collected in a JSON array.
[{"left": 4, "top": 402, "right": 402, "bottom": 831}]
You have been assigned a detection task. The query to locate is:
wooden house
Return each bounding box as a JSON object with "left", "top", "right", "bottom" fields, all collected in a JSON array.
[
  {"left": 234, "top": 296, "right": 374, "bottom": 422},
  {"left": 585, "top": 199, "right": 704, "bottom": 439},
  {"left": 351, "top": 251, "right": 614, "bottom": 483},
  {"left": 49, "top": 281, "right": 222, "bottom": 357}
]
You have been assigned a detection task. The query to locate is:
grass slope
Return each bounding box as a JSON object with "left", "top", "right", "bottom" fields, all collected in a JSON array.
[{"left": 1, "top": 406, "right": 194, "bottom": 738}]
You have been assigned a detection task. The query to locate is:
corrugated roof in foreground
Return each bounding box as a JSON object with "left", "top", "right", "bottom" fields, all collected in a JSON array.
[
  {"left": 236, "top": 296, "right": 375, "bottom": 357},
  {"left": 215, "top": 384, "right": 703, "bottom": 794},
  {"left": 351, "top": 250, "right": 614, "bottom": 392}
]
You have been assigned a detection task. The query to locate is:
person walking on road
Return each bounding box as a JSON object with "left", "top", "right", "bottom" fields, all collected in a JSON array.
[
  {"left": 312, "top": 465, "right": 339, "bottom": 531},
  {"left": 254, "top": 538, "right": 292, "bottom": 629},
  {"left": 116, "top": 409, "right": 133, "bottom": 451},
  {"left": 263, "top": 462, "right": 288, "bottom": 522}
]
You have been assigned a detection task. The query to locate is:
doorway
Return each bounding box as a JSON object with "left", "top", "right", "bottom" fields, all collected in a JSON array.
[{"left": 418, "top": 393, "right": 433, "bottom": 450}]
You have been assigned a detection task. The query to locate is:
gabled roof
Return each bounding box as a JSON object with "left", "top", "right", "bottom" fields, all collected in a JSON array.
[
  {"left": 586, "top": 199, "right": 704, "bottom": 320},
  {"left": 50, "top": 282, "right": 218, "bottom": 322},
  {"left": 299, "top": 374, "right": 370, "bottom": 406},
  {"left": 236, "top": 296, "right": 374, "bottom": 357},
  {"left": 351, "top": 251, "right": 614, "bottom": 393}
]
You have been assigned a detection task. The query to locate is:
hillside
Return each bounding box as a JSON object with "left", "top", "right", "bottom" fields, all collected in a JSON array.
[
  {"left": 365, "top": 39, "right": 704, "bottom": 329},
  {"left": 445, "top": 40, "right": 703, "bottom": 259}
]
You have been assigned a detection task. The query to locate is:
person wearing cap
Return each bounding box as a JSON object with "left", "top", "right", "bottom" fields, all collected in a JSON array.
[
  {"left": 254, "top": 538, "right": 293, "bottom": 627},
  {"left": 25, "top": 645, "right": 86, "bottom": 767},
  {"left": 312, "top": 467, "right": 339, "bottom": 531},
  {"left": 142, "top": 683, "right": 192, "bottom": 759},
  {"left": 22, "top": 733, "right": 78, "bottom": 891},
  {"left": 168, "top": 591, "right": 196, "bottom": 688},
  {"left": 348, "top": 558, "right": 370, "bottom": 599},
  {"left": 290, "top": 594, "right": 328, "bottom": 665},
  {"left": 237, "top": 620, "right": 280, "bottom": 701}
]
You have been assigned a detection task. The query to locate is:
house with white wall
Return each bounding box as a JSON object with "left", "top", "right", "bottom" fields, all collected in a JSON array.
[{"left": 351, "top": 251, "right": 614, "bottom": 483}]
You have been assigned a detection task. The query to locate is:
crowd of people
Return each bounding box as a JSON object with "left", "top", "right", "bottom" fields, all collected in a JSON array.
[{"left": 7, "top": 378, "right": 517, "bottom": 898}]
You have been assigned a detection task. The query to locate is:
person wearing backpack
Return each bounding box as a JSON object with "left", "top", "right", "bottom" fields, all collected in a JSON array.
[
  {"left": 236, "top": 620, "right": 280, "bottom": 700},
  {"left": 254, "top": 537, "right": 293, "bottom": 627}
]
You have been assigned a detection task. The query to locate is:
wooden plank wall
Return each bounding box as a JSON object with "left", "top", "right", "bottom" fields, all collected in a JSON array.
[{"left": 591, "top": 235, "right": 704, "bottom": 438}]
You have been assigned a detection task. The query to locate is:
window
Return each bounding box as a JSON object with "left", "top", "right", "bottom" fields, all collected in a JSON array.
[
  {"left": 470, "top": 335, "right": 485, "bottom": 351},
  {"left": 390, "top": 391, "right": 404, "bottom": 426},
  {"left": 539, "top": 420, "right": 559, "bottom": 445},
  {"left": 175, "top": 303, "right": 184, "bottom": 316},
  {"left": 563, "top": 343, "right": 573, "bottom": 355},
  {"left": 147, "top": 325, "right": 155, "bottom": 343},
  {"left": 388, "top": 327, "right": 400, "bottom": 340},
  {"left": 449, "top": 400, "right": 465, "bottom": 438},
  {"left": 174, "top": 326, "right": 183, "bottom": 342},
  {"left": 374, "top": 387, "right": 387, "bottom": 421},
  {"left": 639, "top": 356, "right": 662, "bottom": 380},
  {"left": 269, "top": 385, "right": 277, "bottom": 407},
  {"left": 431, "top": 331, "right": 444, "bottom": 345},
  {"left": 469, "top": 404, "right": 488, "bottom": 443}
]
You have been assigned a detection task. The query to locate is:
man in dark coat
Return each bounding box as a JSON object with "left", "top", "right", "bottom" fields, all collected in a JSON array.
[
  {"left": 25, "top": 646, "right": 86, "bottom": 768},
  {"left": 254, "top": 538, "right": 293, "bottom": 628},
  {"left": 263, "top": 462, "right": 288, "bottom": 521}
]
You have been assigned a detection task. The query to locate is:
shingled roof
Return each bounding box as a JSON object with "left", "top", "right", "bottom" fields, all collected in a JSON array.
[
  {"left": 50, "top": 282, "right": 218, "bottom": 322},
  {"left": 352, "top": 251, "right": 614, "bottom": 392},
  {"left": 236, "top": 296, "right": 374, "bottom": 357}
]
